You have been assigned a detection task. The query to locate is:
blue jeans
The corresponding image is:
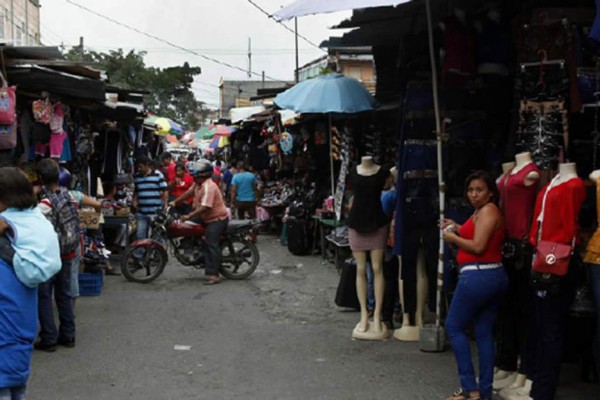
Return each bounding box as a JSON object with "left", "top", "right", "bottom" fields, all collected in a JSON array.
[
  {"left": 204, "top": 219, "right": 228, "bottom": 276},
  {"left": 0, "top": 386, "right": 26, "bottom": 400},
  {"left": 38, "top": 257, "right": 76, "bottom": 344},
  {"left": 135, "top": 214, "right": 155, "bottom": 241},
  {"left": 589, "top": 264, "right": 600, "bottom": 388},
  {"left": 446, "top": 267, "right": 508, "bottom": 399}
]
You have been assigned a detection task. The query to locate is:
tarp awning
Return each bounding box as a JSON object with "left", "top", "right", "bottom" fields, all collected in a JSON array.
[
  {"left": 230, "top": 106, "right": 266, "bottom": 123},
  {"left": 272, "top": 0, "right": 411, "bottom": 20}
]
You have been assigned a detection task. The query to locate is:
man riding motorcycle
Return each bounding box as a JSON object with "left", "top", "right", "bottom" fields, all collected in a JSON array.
[{"left": 171, "top": 160, "right": 229, "bottom": 285}]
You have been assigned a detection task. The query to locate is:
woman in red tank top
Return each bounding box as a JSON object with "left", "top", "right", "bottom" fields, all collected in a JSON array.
[{"left": 440, "top": 171, "right": 509, "bottom": 400}]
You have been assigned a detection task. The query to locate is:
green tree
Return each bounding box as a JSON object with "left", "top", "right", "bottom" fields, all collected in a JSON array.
[{"left": 65, "top": 48, "right": 204, "bottom": 130}]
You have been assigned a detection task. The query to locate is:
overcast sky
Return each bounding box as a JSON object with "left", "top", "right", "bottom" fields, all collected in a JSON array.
[{"left": 40, "top": 0, "right": 351, "bottom": 108}]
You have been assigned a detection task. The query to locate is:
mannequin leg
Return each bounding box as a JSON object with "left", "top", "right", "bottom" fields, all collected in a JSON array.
[
  {"left": 353, "top": 251, "right": 369, "bottom": 333},
  {"left": 398, "top": 256, "right": 411, "bottom": 328},
  {"left": 371, "top": 248, "right": 385, "bottom": 333},
  {"left": 415, "top": 248, "right": 428, "bottom": 327}
]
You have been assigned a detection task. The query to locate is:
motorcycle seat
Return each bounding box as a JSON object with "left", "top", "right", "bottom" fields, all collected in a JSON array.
[{"left": 226, "top": 219, "right": 254, "bottom": 233}]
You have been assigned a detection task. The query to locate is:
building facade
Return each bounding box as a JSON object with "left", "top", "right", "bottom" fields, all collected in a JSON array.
[
  {"left": 0, "top": 0, "right": 40, "bottom": 46},
  {"left": 218, "top": 79, "right": 292, "bottom": 117}
]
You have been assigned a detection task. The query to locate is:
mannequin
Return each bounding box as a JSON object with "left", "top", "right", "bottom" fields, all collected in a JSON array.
[
  {"left": 495, "top": 152, "right": 540, "bottom": 390},
  {"left": 346, "top": 156, "right": 390, "bottom": 340},
  {"left": 394, "top": 251, "right": 427, "bottom": 341},
  {"left": 525, "top": 162, "right": 586, "bottom": 400},
  {"left": 583, "top": 169, "right": 600, "bottom": 382}
]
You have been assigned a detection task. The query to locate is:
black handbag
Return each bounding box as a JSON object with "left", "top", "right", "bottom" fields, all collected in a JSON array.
[
  {"left": 530, "top": 270, "right": 562, "bottom": 295},
  {"left": 334, "top": 258, "right": 360, "bottom": 310}
]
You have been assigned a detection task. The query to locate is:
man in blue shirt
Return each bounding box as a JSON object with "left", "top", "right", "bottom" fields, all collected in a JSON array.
[
  {"left": 133, "top": 155, "right": 168, "bottom": 242},
  {"left": 230, "top": 162, "right": 258, "bottom": 219}
]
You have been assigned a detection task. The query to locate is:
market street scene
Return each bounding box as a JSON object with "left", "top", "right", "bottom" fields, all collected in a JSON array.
[{"left": 1, "top": 1, "right": 600, "bottom": 400}]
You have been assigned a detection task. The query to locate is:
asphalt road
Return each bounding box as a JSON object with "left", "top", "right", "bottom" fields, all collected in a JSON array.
[{"left": 27, "top": 236, "right": 598, "bottom": 400}]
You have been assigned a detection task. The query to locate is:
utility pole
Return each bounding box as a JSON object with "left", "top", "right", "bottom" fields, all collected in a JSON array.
[
  {"left": 262, "top": 71, "right": 265, "bottom": 88},
  {"left": 247, "top": 37, "right": 252, "bottom": 78},
  {"left": 294, "top": 18, "right": 299, "bottom": 83},
  {"left": 78, "top": 36, "right": 84, "bottom": 60}
]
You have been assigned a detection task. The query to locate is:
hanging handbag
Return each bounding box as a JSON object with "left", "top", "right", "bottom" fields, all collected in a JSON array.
[
  {"left": 0, "top": 72, "right": 16, "bottom": 126},
  {"left": 531, "top": 175, "right": 575, "bottom": 277},
  {"left": 0, "top": 123, "right": 17, "bottom": 150},
  {"left": 532, "top": 240, "right": 573, "bottom": 276}
]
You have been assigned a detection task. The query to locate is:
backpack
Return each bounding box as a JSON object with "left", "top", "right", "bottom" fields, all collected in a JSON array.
[{"left": 43, "top": 187, "right": 80, "bottom": 255}]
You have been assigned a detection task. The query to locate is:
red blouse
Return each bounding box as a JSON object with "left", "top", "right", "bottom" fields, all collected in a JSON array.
[
  {"left": 497, "top": 163, "right": 540, "bottom": 240},
  {"left": 457, "top": 216, "right": 505, "bottom": 266},
  {"left": 528, "top": 178, "right": 586, "bottom": 247}
]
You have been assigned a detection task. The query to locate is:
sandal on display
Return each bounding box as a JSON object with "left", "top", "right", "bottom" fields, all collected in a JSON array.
[{"left": 446, "top": 388, "right": 481, "bottom": 400}]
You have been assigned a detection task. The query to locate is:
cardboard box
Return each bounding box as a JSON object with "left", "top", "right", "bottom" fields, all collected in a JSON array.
[
  {"left": 79, "top": 208, "right": 101, "bottom": 229},
  {"left": 115, "top": 207, "right": 130, "bottom": 217}
]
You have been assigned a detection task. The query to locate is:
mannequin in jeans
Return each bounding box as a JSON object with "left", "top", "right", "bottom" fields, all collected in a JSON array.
[
  {"left": 495, "top": 152, "right": 540, "bottom": 396},
  {"left": 584, "top": 169, "right": 600, "bottom": 381},
  {"left": 525, "top": 162, "right": 586, "bottom": 400},
  {"left": 347, "top": 156, "right": 389, "bottom": 340}
]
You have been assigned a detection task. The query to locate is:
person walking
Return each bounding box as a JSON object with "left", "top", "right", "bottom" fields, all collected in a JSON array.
[
  {"left": 441, "top": 171, "right": 508, "bottom": 400},
  {"left": 230, "top": 161, "right": 258, "bottom": 219},
  {"left": 172, "top": 160, "right": 229, "bottom": 285},
  {"left": 133, "top": 155, "right": 168, "bottom": 243},
  {"left": 169, "top": 162, "right": 194, "bottom": 215}
]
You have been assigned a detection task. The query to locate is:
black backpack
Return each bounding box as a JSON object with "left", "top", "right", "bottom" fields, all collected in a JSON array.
[{"left": 43, "top": 187, "right": 80, "bottom": 254}]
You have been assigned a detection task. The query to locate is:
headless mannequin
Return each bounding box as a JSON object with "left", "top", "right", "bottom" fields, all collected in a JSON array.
[
  {"left": 496, "top": 153, "right": 541, "bottom": 396},
  {"left": 503, "top": 163, "right": 580, "bottom": 400},
  {"left": 512, "top": 152, "right": 540, "bottom": 186},
  {"left": 352, "top": 156, "right": 388, "bottom": 340}
]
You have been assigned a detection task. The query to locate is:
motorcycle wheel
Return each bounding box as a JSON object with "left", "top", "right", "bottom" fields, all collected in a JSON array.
[
  {"left": 219, "top": 238, "right": 259, "bottom": 280},
  {"left": 121, "top": 244, "right": 167, "bottom": 283}
]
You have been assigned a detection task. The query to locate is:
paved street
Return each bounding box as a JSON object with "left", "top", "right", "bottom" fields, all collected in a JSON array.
[{"left": 28, "top": 236, "right": 597, "bottom": 400}]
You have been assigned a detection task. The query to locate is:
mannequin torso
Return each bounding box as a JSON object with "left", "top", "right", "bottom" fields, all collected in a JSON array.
[
  {"left": 554, "top": 162, "right": 578, "bottom": 185},
  {"left": 512, "top": 152, "right": 540, "bottom": 187},
  {"left": 357, "top": 156, "right": 380, "bottom": 176}
]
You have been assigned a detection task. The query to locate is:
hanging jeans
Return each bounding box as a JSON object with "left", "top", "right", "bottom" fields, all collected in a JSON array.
[
  {"left": 401, "top": 182, "right": 439, "bottom": 314},
  {"left": 590, "top": 264, "right": 600, "bottom": 381},
  {"left": 446, "top": 267, "right": 508, "bottom": 400},
  {"left": 529, "top": 289, "right": 573, "bottom": 400}
]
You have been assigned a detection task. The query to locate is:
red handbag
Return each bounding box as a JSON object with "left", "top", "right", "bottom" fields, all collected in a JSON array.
[
  {"left": 532, "top": 240, "right": 572, "bottom": 276},
  {"left": 0, "top": 72, "right": 16, "bottom": 125}
]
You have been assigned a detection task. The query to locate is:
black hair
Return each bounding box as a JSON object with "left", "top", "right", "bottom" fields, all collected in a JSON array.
[
  {"left": 175, "top": 162, "right": 186, "bottom": 171},
  {"left": 36, "top": 158, "right": 59, "bottom": 185},
  {"left": 136, "top": 154, "right": 151, "bottom": 166},
  {"left": 0, "top": 167, "right": 37, "bottom": 209},
  {"left": 103, "top": 181, "right": 116, "bottom": 195},
  {"left": 161, "top": 152, "right": 172, "bottom": 161},
  {"left": 465, "top": 170, "right": 500, "bottom": 206}
]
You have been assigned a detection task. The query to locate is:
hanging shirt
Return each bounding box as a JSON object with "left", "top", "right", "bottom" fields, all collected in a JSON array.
[
  {"left": 584, "top": 178, "right": 600, "bottom": 264},
  {"left": 346, "top": 167, "right": 390, "bottom": 233},
  {"left": 497, "top": 163, "right": 540, "bottom": 240},
  {"left": 528, "top": 177, "right": 586, "bottom": 247}
]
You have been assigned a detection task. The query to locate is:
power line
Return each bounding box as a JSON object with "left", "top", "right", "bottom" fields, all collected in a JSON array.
[
  {"left": 245, "top": 0, "right": 325, "bottom": 52},
  {"left": 63, "top": 0, "right": 290, "bottom": 83}
]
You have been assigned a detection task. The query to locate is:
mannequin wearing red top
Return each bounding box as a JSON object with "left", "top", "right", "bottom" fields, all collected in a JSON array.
[
  {"left": 526, "top": 163, "right": 586, "bottom": 400},
  {"left": 494, "top": 152, "right": 540, "bottom": 392}
]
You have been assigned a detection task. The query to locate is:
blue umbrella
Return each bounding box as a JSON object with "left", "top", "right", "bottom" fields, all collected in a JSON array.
[
  {"left": 274, "top": 73, "right": 377, "bottom": 114},
  {"left": 274, "top": 73, "right": 377, "bottom": 214}
]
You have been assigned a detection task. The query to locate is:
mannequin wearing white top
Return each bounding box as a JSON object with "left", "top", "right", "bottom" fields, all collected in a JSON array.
[{"left": 352, "top": 156, "right": 388, "bottom": 340}]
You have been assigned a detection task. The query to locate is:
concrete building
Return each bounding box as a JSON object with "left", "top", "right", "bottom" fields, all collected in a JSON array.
[
  {"left": 297, "top": 38, "right": 375, "bottom": 92},
  {"left": 0, "top": 0, "right": 40, "bottom": 46},
  {"left": 218, "top": 79, "right": 292, "bottom": 117}
]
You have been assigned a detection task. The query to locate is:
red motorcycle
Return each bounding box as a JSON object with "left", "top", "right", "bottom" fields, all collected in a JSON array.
[{"left": 120, "top": 208, "right": 260, "bottom": 283}]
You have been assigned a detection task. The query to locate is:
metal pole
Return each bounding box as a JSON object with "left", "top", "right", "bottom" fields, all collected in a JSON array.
[
  {"left": 294, "top": 17, "right": 299, "bottom": 83},
  {"left": 425, "top": 0, "right": 445, "bottom": 330},
  {"left": 329, "top": 114, "right": 335, "bottom": 203}
]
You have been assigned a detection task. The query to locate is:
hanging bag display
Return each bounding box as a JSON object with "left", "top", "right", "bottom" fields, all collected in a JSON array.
[
  {"left": 0, "top": 69, "right": 16, "bottom": 126},
  {"left": 0, "top": 123, "right": 17, "bottom": 150}
]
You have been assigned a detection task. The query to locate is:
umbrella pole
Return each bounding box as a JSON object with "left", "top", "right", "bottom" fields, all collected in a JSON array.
[
  {"left": 329, "top": 114, "right": 335, "bottom": 215},
  {"left": 425, "top": 0, "right": 445, "bottom": 332}
]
